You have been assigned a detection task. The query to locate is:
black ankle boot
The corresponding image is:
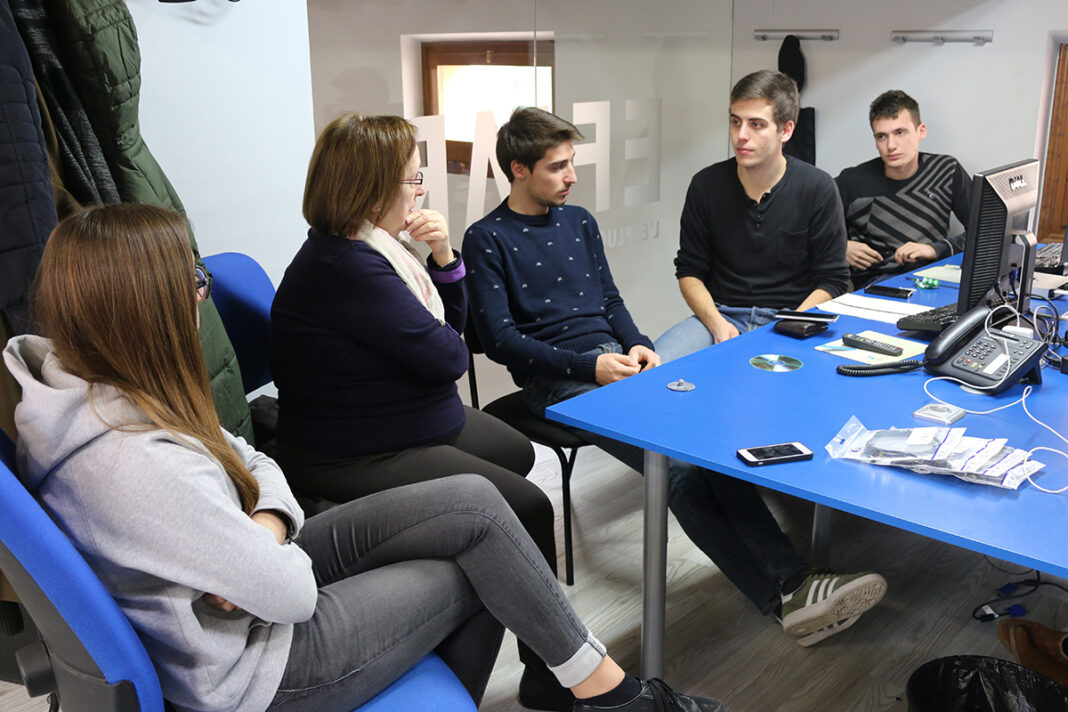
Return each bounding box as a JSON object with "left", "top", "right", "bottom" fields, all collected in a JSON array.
[
  {"left": 574, "top": 678, "right": 722, "bottom": 712},
  {"left": 518, "top": 663, "right": 576, "bottom": 712}
]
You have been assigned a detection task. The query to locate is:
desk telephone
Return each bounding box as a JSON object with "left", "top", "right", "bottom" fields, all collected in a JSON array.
[{"left": 923, "top": 305, "right": 1046, "bottom": 394}]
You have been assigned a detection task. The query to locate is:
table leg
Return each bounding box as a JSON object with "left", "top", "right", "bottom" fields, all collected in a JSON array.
[
  {"left": 642, "top": 449, "right": 668, "bottom": 679},
  {"left": 810, "top": 503, "right": 835, "bottom": 566}
]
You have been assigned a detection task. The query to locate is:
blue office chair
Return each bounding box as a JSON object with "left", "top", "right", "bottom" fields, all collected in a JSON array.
[
  {"left": 0, "top": 431, "right": 166, "bottom": 712},
  {"left": 202, "top": 252, "right": 276, "bottom": 393},
  {"left": 0, "top": 384, "right": 475, "bottom": 710}
]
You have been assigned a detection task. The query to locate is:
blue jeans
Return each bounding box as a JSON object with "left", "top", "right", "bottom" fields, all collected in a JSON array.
[
  {"left": 523, "top": 344, "right": 806, "bottom": 617},
  {"left": 267, "top": 475, "right": 605, "bottom": 712},
  {"left": 654, "top": 307, "right": 779, "bottom": 363}
]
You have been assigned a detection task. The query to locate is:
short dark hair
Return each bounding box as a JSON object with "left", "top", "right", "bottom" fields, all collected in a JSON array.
[
  {"left": 729, "top": 70, "right": 799, "bottom": 128},
  {"left": 495, "top": 107, "right": 584, "bottom": 182},
  {"left": 869, "top": 90, "right": 921, "bottom": 126}
]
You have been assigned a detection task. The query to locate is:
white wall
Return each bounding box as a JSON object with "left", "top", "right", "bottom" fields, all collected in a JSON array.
[
  {"left": 732, "top": 0, "right": 1068, "bottom": 181},
  {"left": 127, "top": 0, "right": 316, "bottom": 285}
]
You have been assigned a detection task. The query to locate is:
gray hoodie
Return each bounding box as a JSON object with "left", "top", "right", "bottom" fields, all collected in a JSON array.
[{"left": 3, "top": 335, "right": 317, "bottom": 712}]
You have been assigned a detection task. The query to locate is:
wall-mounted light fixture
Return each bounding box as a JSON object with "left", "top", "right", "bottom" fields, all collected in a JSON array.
[
  {"left": 890, "top": 30, "right": 993, "bottom": 46},
  {"left": 753, "top": 29, "right": 839, "bottom": 42}
]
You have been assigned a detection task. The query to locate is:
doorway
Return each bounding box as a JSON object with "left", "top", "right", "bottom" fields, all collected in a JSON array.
[{"left": 1038, "top": 43, "right": 1068, "bottom": 244}]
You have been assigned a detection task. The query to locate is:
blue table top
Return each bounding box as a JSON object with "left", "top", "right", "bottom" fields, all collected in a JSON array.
[
  {"left": 857, "top": 254, "right": 963, "bottom": 312},
  {"left": 546, "top": 291, "right": 1068, "bottom": 577}
]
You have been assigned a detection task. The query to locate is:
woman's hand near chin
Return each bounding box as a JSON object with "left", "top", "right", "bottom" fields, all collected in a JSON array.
[
  {"left": 202, "top": 593, "right": 241, "bottom": 612},
  {"left": 406, "top": 209, "right": 452, "bottom": 265}
]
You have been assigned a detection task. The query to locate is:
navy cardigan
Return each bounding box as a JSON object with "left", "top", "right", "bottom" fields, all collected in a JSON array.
[{"left": 270, "top": 229, "right": 468, "bottom": 456}]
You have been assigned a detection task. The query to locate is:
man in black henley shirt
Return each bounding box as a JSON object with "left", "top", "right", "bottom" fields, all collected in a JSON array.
[{"left": 656, "top": 70, "right": 849, "bottom": 361}]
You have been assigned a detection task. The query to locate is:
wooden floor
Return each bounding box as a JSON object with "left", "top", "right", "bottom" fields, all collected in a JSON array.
[{"left": 2, "top": 445, "right": 1066, "bottom": 712}]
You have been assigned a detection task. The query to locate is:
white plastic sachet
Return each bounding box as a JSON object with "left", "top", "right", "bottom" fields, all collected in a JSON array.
[{"left": 826, "top": 415, "right": 1043, "bottom": 489}]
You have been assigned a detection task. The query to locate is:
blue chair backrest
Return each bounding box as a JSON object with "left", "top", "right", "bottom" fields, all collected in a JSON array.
[
  {"left": 202, "top": 252, "right": 276, "bottom": 394},
  {"left": 0, "top": 432, "right": 165, "bottom": 712}
]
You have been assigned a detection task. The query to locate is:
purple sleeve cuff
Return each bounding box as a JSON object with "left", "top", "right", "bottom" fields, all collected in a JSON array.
[{"left": 427, "top": 252, "right": 466, "bottom": 283}]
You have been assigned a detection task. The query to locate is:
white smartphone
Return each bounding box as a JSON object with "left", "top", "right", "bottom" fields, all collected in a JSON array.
[{"left": 736, "top": 442, "right": 813, "bottom": 466}]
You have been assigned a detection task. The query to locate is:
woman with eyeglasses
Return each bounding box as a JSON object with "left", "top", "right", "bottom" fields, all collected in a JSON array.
[
  {"left": 269, "top": 114, "right": 572, "bottom": 709},
  {"left": 4, "top": 203, "right": 721, "bottom": 712}
]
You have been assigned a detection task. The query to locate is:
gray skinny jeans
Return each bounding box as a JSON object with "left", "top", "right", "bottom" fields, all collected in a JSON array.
[{"left": 266, "top": 475, "right": 605, "bottom": 712}]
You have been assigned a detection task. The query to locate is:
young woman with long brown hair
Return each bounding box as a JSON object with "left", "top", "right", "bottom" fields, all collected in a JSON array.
[{"left": 4, "top": 204, "right": 721, "bottom": 712}]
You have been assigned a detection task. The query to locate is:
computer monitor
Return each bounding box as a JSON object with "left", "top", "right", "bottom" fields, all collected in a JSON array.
[{"left": 956, "top": 158, "right": 1040, "bottom": 316}]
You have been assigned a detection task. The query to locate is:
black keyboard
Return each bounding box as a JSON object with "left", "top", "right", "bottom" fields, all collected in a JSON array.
[
  {"left": 1035, "top": 243, "right": 1064, "bottom": 274},
  {"left": 895, "top": 303, "right": 961, "bottom": 332},
  {"left": 896, "top": 295, "right": 1008, "bottom": 333}
]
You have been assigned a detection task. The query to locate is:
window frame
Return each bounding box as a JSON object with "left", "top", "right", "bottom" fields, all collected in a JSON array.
[{"left": 421, "top": 39, "right": 555, "bottom": 175}]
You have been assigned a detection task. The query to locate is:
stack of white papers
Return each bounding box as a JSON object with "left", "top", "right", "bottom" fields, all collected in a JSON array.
[{"left": 819, "top": 293, "right": 930, "bottom": 325}]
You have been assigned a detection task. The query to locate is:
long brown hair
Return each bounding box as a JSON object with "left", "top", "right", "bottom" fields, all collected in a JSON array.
[
  {"left": 302, "top": 113, "right": 417, "bottom": 237},
  {"left": 33, "top": 204, "right": 260, "bottom": 513}
]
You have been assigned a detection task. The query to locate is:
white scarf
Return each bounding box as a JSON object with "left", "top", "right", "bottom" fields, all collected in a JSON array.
[{"left": 356, "top": 221, "right": 446, "bottom": 324}]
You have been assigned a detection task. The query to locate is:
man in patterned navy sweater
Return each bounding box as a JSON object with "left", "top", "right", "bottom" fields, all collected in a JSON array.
[
  {"left": 836, "top": 90, "right": 972, "bottom": 289},
  {"left": 463, "top": 107, "right": 886, "bottom": 652}
]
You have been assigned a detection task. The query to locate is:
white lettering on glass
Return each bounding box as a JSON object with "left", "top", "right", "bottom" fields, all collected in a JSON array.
[
  {"left": 624, "top": 98, "right": 661, "bottom": 207},
  {"left": 409, "top": 114, "right": 447, "bottom": 224},
  {"left": 571, "top": 101, "right": 611, "bottom": 213},
  {"left": 466, "top": 110, "right": 511, "bottom": 227},
  {"left": 412, "top": 99, "right": 663, "bottom": 222}
]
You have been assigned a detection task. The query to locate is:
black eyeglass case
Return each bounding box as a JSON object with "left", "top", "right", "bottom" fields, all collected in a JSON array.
[{"left": 773, "top": 319, "right": 828, "bottom": 339}]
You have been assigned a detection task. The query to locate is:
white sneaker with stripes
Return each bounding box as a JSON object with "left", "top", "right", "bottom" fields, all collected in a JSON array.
[
  {"left": 780, "top": 571, "right": 887, "bottom": 637},
  {"left": 795, "top": 616, "right": 860, "bottom": 647}
]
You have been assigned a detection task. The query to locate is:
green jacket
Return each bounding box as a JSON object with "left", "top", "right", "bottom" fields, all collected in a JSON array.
[{"left": 45, "top": 0, "right": 253, "bottom": 442}]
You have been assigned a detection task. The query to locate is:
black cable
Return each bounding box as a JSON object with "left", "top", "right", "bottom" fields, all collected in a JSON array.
[
  {"left": 1013, "top": 575, "right": 1068, "bottom": 598},
  {"left": 836, "top": 360, "right": 923, "bottom": 377},
  {"left": 1028, "top": 293, "right": 1060, "bottom": 342},
  {"left": 971, "top": 570, "right": 1068, "bottom": 622},
  {"left": 983, "top": 555, "right": 1034, "bottom": 576},
  {"left": 971, "top": 579, "right": 1040, "bottom": 622}
]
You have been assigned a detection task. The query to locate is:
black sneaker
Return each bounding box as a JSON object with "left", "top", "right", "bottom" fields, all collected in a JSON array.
[{"left": 573, "top": 678, "right": 723, "bottom": 711}]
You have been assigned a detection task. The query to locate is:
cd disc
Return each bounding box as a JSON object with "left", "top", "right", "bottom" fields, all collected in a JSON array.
[{"left": 749, "top": 354, "right": 803, "bottom": 372}]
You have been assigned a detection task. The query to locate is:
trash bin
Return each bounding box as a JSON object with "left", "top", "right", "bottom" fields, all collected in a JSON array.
[{"left": 907, "top": 656, "right": 1068, "bottom": 711}]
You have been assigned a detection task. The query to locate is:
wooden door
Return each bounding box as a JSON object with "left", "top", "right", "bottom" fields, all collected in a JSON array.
[{"left": 1039, "top": 43, "right": 1068, "bottom": 244}]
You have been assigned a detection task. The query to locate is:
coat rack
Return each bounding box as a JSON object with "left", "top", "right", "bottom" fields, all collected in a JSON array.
[
  {"left": 890, "top": 30, "right": 993, "bottom": 46},
  {"left": 753, "top": 30, "right": 839, "bottom": 42}
]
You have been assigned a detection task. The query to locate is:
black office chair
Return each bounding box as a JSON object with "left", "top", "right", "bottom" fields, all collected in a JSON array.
[{"left": 463, "top": 320, "right": 587, "bottom": 586}]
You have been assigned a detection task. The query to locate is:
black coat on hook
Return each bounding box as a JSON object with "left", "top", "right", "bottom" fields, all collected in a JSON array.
[{"left": 778, "top": 34, "right": 815, "bottom": 165}]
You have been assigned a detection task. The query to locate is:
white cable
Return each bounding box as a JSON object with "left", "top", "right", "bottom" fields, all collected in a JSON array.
[
  {"left": 920, "top": 302, "right": 1068, "bottom": 494},
  {"left": 922, "top": 378, "right": 1029, "bottom": 415},
  {"left": 1023, "top": 447, "right": 1068, "bottom": 493},
  {"left": 921, "top": 303, "right": 1026, "bottom": 412}
]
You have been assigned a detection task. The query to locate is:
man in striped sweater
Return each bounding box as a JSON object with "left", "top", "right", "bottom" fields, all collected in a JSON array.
[{"left": 836, "top": 90, "right": 972, "bottom": 289}]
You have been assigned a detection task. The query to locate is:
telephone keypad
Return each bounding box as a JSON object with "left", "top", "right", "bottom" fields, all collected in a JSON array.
[{"left": 952, "top": 333, "right": 1039, "bottom": 380}]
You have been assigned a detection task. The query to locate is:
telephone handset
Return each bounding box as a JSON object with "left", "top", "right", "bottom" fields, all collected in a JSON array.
[{"left": 922, "top": 304, "right": 1046, "bottom": 394}]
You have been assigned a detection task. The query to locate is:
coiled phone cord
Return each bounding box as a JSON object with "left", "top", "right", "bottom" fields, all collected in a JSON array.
[{"left": 836, "top": 360, "right": 923, "bottom": 377}]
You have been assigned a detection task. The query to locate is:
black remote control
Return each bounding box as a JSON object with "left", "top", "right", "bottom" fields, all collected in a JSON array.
[
  {"left": 842, "top": 333, "right": 903, "bottom": 356},
  {"left": 864, "top": 284, "right": 915, "bottom": 299}
]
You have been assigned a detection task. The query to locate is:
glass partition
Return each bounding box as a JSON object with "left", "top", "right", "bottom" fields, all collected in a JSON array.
[{"left": 307, "top": 0, "right": 734, "bottom": 399}]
